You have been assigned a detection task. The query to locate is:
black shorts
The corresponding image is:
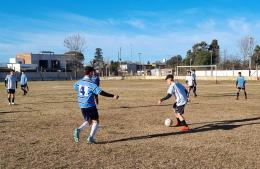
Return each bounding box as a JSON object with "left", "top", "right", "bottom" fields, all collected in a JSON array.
[
  {"left": 21, "top": 84, "right": 27, "bottom": 88},
  {"left": 81, "top": 107, "right": 99, "bottom": 121},
  {"left": 7, "top": 89, "right": 16, "bottom": 94},
  {"left": 238, "top": 87, "right": 245, "bottom": 90},
  {"left": 173, "top": 102, "right": 185, "bottom": 115}
]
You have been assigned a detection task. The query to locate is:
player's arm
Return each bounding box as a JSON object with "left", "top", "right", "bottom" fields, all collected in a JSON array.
[
  {"left": 236, "top": 79, "right": 238, "bottom": 87},
  {"left": 4, "top": 79, "right": 7, "bottom": 88},
  {"left": 94, "top": 86, "right": 119, "bottom": 99},
  {"left": 158, "top": 93, "right": 172, "bottom": 104},
  {"left": 16, "top": 80, "right": 18, "bottom": 88},
  {"left": 73, "top": 82, "right": 79, "bottom": 91}
]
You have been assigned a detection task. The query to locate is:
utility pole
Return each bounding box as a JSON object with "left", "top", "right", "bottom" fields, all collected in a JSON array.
[{"left": 138, "top": 52, "right": 142, "bottom": 73}]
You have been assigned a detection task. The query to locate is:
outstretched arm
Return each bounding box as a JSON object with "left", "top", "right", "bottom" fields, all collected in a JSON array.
[
  {"left": 4, "top": 80, "right": 7, "bottom": 88},
  {"left": 158, "top": 94, "right": 172, "bottom": 104},
  {"left": 99, "top": 90, "right": 119, "bottom": 99}
]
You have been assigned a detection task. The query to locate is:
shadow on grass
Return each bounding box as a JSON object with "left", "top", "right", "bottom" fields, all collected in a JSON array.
[
  {"left": 98, "top": 116, "right": 260, "bottom": 144},
  {"left": 0, "top": 110, "right": 39, "bottom": 115},
  {"left": 118, "top": 104, "right": 173, "bottom": 109}
]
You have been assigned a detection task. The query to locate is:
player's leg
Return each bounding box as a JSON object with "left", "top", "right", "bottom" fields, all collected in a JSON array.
[
  {"left": 243, "top": 88, "right": 247, "bottom": 99},
  {"left": 73, "top": 108, "right": 90, "bottom": 143},
  {"left": 172, "top": 103, "right": 182, "bottom": 127},
  {"left": 236, "top": 88, "right": 241, "bottom": 100},
  {"left": 87, "top": 107, "right": 99, "bottom": 144},
  {"left": 175, "top": 105, "right": 189, "bottom": 131},
  {"left": 193, "top": 85, "right": 197, "bottom": 97},
  {"left": 11, "top": 91, "right": 15, "bottom": 104},
  {"left": 7, "top": 92, "right": 11, "bottom": 105}
]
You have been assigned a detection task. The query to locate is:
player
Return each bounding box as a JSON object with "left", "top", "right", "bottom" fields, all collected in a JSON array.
[
  {"left": 5, "top": 70, "right": 18, "bottom": 105},
  {"left": 191, "top": 69, "right": 197, "bottom": 97},
  {"left": 91, "top": 70, "right": 100, "bottom": 105},
  {"left": 236, "top": 72, "right": 247, "bottom": 100},
  {"left": 20, "top": 72, "right": 29, "bottom": 96},
  {"left": 158, "top": 74, "right": 189, "bottom": 131},
  {"left": 73, "top": 66, "right": 119, "bottom": 144},
  {"left": 185, "top": 71, "right": 196, "bottom": 98}
]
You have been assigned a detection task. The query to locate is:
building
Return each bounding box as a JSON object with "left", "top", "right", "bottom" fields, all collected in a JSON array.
[{"left": 16, "top": 51, "right": 72, "bottom": 71}]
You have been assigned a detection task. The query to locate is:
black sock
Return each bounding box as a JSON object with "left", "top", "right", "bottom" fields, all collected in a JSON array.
[
  {"left": 181, "top": 120, "right": 188, "bottom": 127},
  {"left": 237, "top": 92, "right": 239, "bottom": 98},
  {"left": 176, "top": 118, "right": 181, "bottom": 124},
  {"left": 8, "top": 98, "right": 11, "bottom": 103},
  {"left": 244, "top": 92, "right": 247, "bottom": 98},
  {"left": 12, "top": 98, "right": 15, "bottom": 103}
]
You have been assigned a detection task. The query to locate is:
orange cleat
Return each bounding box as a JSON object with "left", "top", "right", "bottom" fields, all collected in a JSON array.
[{"left": 180, "top": 126, "right": 190, "bottom": 131}]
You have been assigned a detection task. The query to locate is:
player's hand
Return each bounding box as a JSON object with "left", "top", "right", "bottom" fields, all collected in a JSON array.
[
  {"left": 113, "top": 95, "right": 119, "bottom": 100},
  {"left": 158, "top": 100, "right": 162, "bottom": 105}
]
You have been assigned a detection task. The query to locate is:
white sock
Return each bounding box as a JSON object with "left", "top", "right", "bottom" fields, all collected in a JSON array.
[
  {"left": 78, "top": 121, "right": 89, "bottom": 132},
  {"left": 90, "top": 122, "right": 99, "bottom": 138}
]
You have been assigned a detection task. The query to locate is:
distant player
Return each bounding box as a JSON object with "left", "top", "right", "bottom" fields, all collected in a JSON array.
[
  {"left": 20, "top": 72, "right": 29, "bottom": 96},
  {"left": 5, "top": 70, "right": 17, "bottom": 105},
  {"left": 185, "top": 71, "right": 196, "bottom": 98},
  {"left": 73, "top": 67, "right": 119, "bottom": 144},
  {"left": 91, "top": 70, "right": 100, "bottom": 105},
  {"left": 191, "top": 69, "right": 197, "bottom": 97},
  {"left": 236, "top": 72, "right": 247, "bottom": 100},
  {"left": 158, "top": 74, "right": 189, "bottom": 131}
]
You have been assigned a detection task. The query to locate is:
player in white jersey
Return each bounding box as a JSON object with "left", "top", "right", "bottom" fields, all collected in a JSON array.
[
  {"left": 5, "top": 70, "right": 17, "bottom": 105},
  {"left": 158, "top": 74, "right": 190, "bottom": 131},
  {"left": 185, "top": 71, "right": 196, "bottom": 98}
]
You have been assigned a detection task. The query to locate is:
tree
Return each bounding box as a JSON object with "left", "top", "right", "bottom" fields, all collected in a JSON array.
[
  {"left": 209, "top": 39, "right": 220, "bottom": 64},
  {"left": 110, "top": 60, "right": 120, "bottom": 76},
  {"left": 166, "top": 55, "right": 182, "bottom": 68},
  {"left": 92, "top": 48, "right": 105, "bottom": 76},
  {"left": 64, "top": 34, "right": 86, "bottom": 53},
  {"left": 64, "top": 34, "right": 86, "bottom": 77},
  {"left": 238, "top": 36, "right": 255, "bottom": 68},
  {"left": 252, "top": 45, "right": 260, "bottom": 67}
]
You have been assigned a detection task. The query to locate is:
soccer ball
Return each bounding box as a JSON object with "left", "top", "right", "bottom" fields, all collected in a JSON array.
[{"left": 164, "top": 118, "right": 173, "bottom": 127}]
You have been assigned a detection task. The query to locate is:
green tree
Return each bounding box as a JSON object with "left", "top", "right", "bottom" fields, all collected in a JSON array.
[
  {"left": 166, "top": 55, "right": 182, "bottom": 68},
  {"left": 92, "top": 48, "right": 105, "bottom": 75},
  {"left": 110, "top": 60, "right": 120, "bottom": 76},
  {"left": 252, "top": 45, "right": 260, "bottom": 67},
  {"left": 209, "top": 39, "right": 220, "bottom": 64}
]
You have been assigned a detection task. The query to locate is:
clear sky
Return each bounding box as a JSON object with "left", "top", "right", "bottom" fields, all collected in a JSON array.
[{"left": 0, "top": 0, "right": 260, "bottom": 64}]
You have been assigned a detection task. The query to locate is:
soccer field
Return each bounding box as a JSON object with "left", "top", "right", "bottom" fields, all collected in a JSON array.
[{"left": 0, "top": 80, "right": 260, "bottom": 169}]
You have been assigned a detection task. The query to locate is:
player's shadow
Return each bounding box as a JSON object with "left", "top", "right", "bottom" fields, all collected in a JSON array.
[
  {"left": 98, "top": 116, "right": 260, "bottom": 144},
  {"left": 0, "top": 110, "right": 39, "bottom": 115},
  {"left": 201, "top": 93, "right": 236, "bottom": 97},
  {"left": 118, "top": 104, "right": 173, "bottom": 109}
]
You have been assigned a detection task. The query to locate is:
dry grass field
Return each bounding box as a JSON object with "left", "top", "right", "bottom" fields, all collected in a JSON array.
[{"left": 0, "top": 79, "right": 260, "bottom": 169}]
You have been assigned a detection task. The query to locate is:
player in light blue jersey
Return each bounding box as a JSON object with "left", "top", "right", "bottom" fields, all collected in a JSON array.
[
  {"left": 5, "top": 70, "right": 17, "bottom": 105},
  {"left": 73, "top": 67, "right": 119, "bottom": 144},
  {"left": 20, "top": 72, "right": 29, "bottom": 96},
  {"left": 236, "top": 72, "right": 247, "bottom": 100},
  {"left": 158, "top": 74, "right": 190, "bottom": 131},
  {"left": 91, "top": 70, "right": 100, "bottom": 105}
]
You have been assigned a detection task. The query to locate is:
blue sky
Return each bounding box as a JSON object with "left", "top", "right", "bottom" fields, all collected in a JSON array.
[{"left": 0, "top": 0, "right": 260, "bottom": 64}]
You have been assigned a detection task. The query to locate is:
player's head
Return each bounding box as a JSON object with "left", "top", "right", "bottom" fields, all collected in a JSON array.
[
  {"left": 21, "top": 71, "right": 24, "bottom": 74},
  {"left": 238, "top": 72, "right": 242, "bottom": 76},
  {"left": 10, "top": 70, "right": 15, "bottom": 75},
  {"left": 192, "top": 69, "right": 195, "bottom": 73},
  {"left": 187, "top": 71, "right": 191, "bottom": 75},
  {"left": 85, "top": 66, "right": 94, "bottom": 77},
  {"left": 165, "top": 74, "right": 174, "bottom": 85}
]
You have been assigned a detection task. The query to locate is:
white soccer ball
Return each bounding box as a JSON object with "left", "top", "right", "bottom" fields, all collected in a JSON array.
[{"left": 164, "top": 118, "right": 173, "bottom": 127}]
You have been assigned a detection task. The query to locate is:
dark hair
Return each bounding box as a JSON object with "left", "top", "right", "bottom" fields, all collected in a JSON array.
[
  {"left": 165, "top": 74, "right": 174, "bottom": 81},
  {"left": 192, "top": 69, "right": 195, "bottom": 72},
  {"left": 85, "top": 66, "right": 94, "bottom": 75},
  {"left": 238, "top": 72, "right": 241, "bottom": 75}
]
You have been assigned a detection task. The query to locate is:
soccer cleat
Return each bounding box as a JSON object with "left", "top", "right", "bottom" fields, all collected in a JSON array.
[
  {"left": 73, "top": 128, "right": 80, "bottom": 143},
  {"left": 87, "top": 136, "right": 96, "bottom": 144},
  {"left": 180, "top": 126, "right": 190, "bottom": 131},
  {"left": 11, "top": 102, "right": 15, "bottom": 105},
  {"left": 8, "top": 102, "right": 11, "bottom": 105}
]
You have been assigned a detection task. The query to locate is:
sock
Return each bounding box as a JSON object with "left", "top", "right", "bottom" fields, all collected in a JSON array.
[
  {"left": 244, "top": 92, "right": 247, "bottom": 99},
  {"left": 236, "top": 92, "right": 239, "bottom": 98},
  {"left": 12, "top": 98, "right": 15, "bottom": 103},
  {"left": 176, "top": 118, "right": 181, "bottom": 124},
  {"left": 180, "top": 120, "right": 188, "bottom": 127},
  {"left": 90, "top": 122, "right": 99, "bottom": 138},
  {"left": 8, "top": 98, "right": 11, "bottom": 103},
  {"left": 78, "top": 121, "right": 89, "bottom": 132}
]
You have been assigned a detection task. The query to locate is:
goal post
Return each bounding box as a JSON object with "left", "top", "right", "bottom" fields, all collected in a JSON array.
[{"left": 176, "top": 65, "right": 218, "bottom": 84}]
